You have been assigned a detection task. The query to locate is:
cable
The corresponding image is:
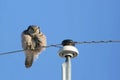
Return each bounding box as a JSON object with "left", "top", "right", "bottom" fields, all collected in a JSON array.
[
  {"left": 0, "top": 40, "right": 120, "bottom": 56},
  {"left": 74, "top": 40, "right": 120, "bottom": 44},
  {"left": 0, "top": 44, "right": 62, "bottom": 56},
  {"left": 0, "top": 50, "right": 24, "bottom": 55},
  {"left": 44, "top": 44, "right": 62, "bottom": 48}
]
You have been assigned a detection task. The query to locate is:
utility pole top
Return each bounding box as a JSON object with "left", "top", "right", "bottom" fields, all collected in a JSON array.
[
  {"left": 58, "top": 39, "right": 79, "bottom": 80},
  {"left": 58, "top": 39, "right": 79, "bottom": 58}
]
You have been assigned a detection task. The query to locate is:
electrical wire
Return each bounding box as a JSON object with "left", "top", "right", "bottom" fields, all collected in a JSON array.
[
  {"left": 74, "top": 40, "right": 120, "bottom": 44},
  {"left": 44, "top": 44, "right": 62, "bottom": 48},
  {"left": 0, "top": 50, "right": 24, "bottom": 55},
  {"left": 0, "top": 44, "right": 62, "bottom": 56},
  {"left": 0, "top": 40, "right": 120, "bottom": 56}
]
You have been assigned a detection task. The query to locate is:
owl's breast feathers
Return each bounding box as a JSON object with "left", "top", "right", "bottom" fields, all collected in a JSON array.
[{"left": 23, "top": 30, "right": 45, "bottom": 50}]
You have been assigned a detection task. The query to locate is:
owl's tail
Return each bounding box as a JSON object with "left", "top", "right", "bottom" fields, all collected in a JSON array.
[{"left": 25, "top": 53, "right": 34, "bottom": 68}]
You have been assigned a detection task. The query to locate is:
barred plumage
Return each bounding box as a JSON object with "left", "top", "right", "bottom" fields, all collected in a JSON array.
[{"left": 21, "top": 25, "right": 46, "bottom": 68}]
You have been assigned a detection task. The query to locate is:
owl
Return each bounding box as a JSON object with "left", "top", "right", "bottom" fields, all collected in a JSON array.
[{"left": 21, "top": 25, "right": 46, "bottom": 68}]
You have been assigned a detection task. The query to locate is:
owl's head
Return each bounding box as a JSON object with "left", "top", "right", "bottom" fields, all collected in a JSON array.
[{"left": 27, "top": 25, "right": 40, "bottom": 34}]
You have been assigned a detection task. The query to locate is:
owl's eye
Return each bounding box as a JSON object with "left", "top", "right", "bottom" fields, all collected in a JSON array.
[{"left": 31, "top": 27, "right": 35, "bottom": 31}]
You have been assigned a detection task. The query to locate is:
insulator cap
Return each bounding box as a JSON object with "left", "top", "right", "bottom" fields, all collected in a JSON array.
[
  {"left": 62, "top": 39, "right": 75, "bottom": 46},
  {"left": 58, "top": 39, "right": 79, "bottom": 58}
]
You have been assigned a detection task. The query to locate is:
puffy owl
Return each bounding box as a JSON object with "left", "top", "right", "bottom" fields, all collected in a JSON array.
[{"left": 21, "top": 25, "right": 46, "bottom": 68}]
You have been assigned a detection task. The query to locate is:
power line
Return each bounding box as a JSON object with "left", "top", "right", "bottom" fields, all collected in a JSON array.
[
  {"left": 0, "top": 50, "right": 24, "bottom": 56},
  {"left": 0, "top": 44, "right": 62, "bottom": 56},
  {"left": 44, "top": 44, "right": 62, "bottom": 48},
  {"left": 0, "top": 40, "right": 120, "bottom": 56},
  {"left": 74, "top": 40, "right": 120, "bottom": 44}
]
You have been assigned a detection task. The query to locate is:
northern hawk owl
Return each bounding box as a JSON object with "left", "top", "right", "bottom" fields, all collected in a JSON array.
[{"left": 21, "top": 25, "right": 46, "bottom": 68}]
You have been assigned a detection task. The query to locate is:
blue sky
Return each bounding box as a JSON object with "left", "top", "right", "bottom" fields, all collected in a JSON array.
[{"left": 0, "top": 0, "right": 120, "bottom": 80}]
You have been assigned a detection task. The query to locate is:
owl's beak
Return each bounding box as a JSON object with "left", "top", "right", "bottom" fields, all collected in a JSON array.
[{"left": 33, "top": 28, "right": 37, "bottom": 32}]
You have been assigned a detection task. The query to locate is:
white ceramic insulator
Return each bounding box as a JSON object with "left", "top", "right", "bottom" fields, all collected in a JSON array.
[{"left": 58, "top": 45, "right": 79, "bottom": 58}]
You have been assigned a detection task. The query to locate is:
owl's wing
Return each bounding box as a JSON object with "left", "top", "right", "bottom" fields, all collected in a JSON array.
[
  {"left": 21, "top": 31, "right": 32, "bottom": 50},
  {"left": 36, "top": 32, "right": 47, "bottom": 48},
  {"left": 21, "top": 31, "right": 34, "bottom": 68}
]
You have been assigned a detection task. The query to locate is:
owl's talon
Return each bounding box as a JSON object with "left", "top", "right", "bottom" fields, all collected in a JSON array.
[
  {"left": 26, "top": 45, "right": 35, "bottom": 50},
  {"left": 26, "top": 47, "right": 30, "bottom": 50},
  {"left": 30, "top": 47, "right": 35, "bottom": 50},
  {"left": 36, "top": 43, "right": 40, "bottom": 48}
]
